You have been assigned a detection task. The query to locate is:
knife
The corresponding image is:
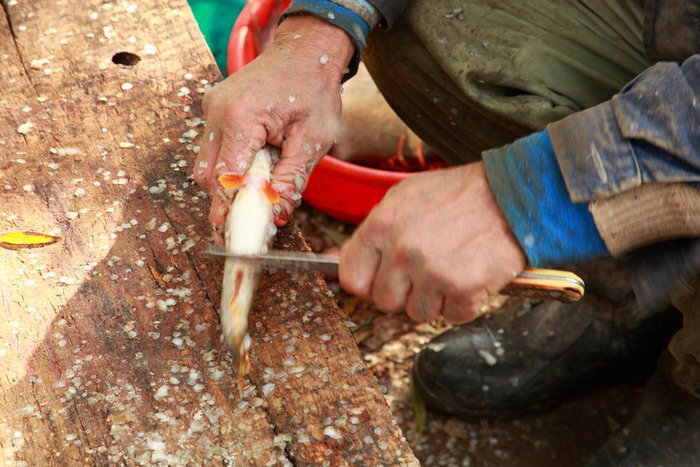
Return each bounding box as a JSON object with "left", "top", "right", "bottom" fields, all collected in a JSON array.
[{"left": 206, "top": 246, "right": 585, "bottom": 303}]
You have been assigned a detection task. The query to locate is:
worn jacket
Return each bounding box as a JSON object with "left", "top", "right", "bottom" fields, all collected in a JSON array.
[
  {"left": 286, "top": 0, "right": 700, "bottom": 307},
  {"left": 547, "top": 0, "right": 700, "bottom": 306}
]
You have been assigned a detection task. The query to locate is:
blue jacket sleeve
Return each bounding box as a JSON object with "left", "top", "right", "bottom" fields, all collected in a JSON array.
[
  {"left": 283, "top": 0, "right": 408, "bottom": 80},
  {"left": 549, "top": 55, "right": 700, "bottom": 201},
  {"left": 483, "top": 131, "right": 609, "bottom": 267},
  {"left": 283, "top": 0, "right": 372, "bottom": 79}
]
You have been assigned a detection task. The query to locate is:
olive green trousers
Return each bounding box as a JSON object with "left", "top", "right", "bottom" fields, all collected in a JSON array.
[
  {"left": 363, "top": 0, "right": 700, "bottom": 397},
  {"left": 363, "top": 0, "right": 648, "bottom": 164}
]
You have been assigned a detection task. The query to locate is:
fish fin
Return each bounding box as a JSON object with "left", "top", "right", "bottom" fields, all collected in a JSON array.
[
  {"left": 218, "top": 173, "right": 246, "bottom": 189},
  {"left": 262, "top": 181, "right": 280, "bottom": 204},
  {"left": 237, "top": 371, "right": 248, "bottom": 396},
  {"left": 237, "top": 352, "right": 250, "bottom": 394}
]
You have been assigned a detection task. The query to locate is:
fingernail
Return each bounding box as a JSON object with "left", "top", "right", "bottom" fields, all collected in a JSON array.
[
  {"left": 273, "top": 205, "right": 288, "bottom": 226},
  {"left": 274, "top": 212, "right": 288, "bottom": 226}
]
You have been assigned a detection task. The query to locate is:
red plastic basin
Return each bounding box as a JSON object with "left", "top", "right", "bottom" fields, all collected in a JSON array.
[{"left": 227, "top": 0, "right": 415, "bottom": 225}]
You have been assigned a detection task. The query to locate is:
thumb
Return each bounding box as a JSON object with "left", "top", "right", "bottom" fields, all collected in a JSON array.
[{"left": 338, "top": 229, "right": 380, "bottom": 299}]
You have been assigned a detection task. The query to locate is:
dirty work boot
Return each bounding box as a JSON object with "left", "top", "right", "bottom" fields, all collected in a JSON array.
[
  {"left": 584, "top": 362, "right": 700, "bottom": 466},
  {"left": 412, "top": 261, "right": 681, "bottom": 418}
]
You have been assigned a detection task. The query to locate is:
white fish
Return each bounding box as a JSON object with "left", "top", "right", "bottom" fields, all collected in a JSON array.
[{"left": 218, "top": 146, "right": 279, "bottom": 392}]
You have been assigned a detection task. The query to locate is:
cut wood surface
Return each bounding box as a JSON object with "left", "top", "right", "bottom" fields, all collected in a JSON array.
[{"left": 0, "top": 0, "right": 418, "bottom": 465}]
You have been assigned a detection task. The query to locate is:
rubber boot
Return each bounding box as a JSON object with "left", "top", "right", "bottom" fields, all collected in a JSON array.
[{"left": 412, "top": 260, "right": 682, "bottom": 418}]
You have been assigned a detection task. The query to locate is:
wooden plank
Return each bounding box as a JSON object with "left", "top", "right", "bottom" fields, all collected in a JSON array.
[
  {"left": 0, "top": 1, "right": 286, "bottom": 465},
  {"left": 0, "top": 0, "right": 418, "bottom": 465},
  {"left": 250, "top": 226, "right": 418, "bottom": 465}
]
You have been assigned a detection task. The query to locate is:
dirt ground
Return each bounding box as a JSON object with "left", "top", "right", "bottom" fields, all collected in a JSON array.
[{"left": 294, "top": 203, "right": 643, "bottom": 467}]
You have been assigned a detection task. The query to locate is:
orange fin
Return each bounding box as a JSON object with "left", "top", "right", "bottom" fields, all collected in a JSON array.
[
  {"left": 263, "top": 181, "right": 280, "bottom": 204},
  {"left": 218, "top": 174, "right": 246, "bottom": 189},
  {"left": 237, "top": 346, "right": 250, "bottom": 395}
]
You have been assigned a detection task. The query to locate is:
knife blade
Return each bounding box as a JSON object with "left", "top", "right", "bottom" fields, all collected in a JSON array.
[
  {"left": 207, "top": 245, "right": 341, "bottom": 275},
  {"left": 205, "top": 245, "right": 585, "bottom": 302}
]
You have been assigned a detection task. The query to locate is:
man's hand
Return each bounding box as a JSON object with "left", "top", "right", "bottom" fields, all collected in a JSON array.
[
  {"left": 339, "top": 161, "right": 527, "bottom": 324},
  {"left": 193, "top": 15, "right": 354, "bottom": 242}
]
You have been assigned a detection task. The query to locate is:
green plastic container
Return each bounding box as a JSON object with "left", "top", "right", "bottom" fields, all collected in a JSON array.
[{"left": 188, "top": 0, "right": 246, "bottom": 74}]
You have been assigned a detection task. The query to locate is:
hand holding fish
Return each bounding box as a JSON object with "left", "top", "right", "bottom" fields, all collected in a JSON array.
[
  {"left": 339, "top": 161, "right": 528, "bottom": 325},
  {"left": 193, "top": 15, "right": 354, "bottom": 243}
]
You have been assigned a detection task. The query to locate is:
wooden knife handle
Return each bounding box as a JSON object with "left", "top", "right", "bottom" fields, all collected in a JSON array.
[{"left": 501, "top": 268, "right": 585, "bottom": 302}]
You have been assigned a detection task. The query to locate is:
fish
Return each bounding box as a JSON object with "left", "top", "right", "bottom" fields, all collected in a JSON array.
[{"left": 217, "top": 146, "right": 279, "bottom": 392}]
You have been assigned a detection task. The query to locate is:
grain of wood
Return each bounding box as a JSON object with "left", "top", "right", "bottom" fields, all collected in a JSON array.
[
  {"left": 0, "top": 0, "right": 417, "bottom": 465},
  {"left": 250, "top": 226, "right": 418, "bottom": 465}
]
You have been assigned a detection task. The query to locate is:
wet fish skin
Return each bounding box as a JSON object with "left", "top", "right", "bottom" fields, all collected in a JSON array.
[{"left": 218, "top": 146, "right": 279, "bottom": 391}]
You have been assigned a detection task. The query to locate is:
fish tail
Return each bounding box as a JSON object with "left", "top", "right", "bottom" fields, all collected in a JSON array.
[
  {"left": 237, "top": 349, "right": 250, "bottom": 395},
  {"left": 232, "top": 333, "right": 250, "bottom": 394}
]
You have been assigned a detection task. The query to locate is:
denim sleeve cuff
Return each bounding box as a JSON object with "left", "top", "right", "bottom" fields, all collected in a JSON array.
[
  {"left": 548, "top": 101, "right": 642, "bottom": 202},
  {"left": 483, "top": 130, "right": 609, "bottom": 267},
  {"left": 329, "top": 0, "right": 381, "bottom": 29},
  {"left": 282, "top": 0, "right": 370, "bottom": 80},
  {"left": 549, "top": 58, "right": 700, "bottom": 203}
]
